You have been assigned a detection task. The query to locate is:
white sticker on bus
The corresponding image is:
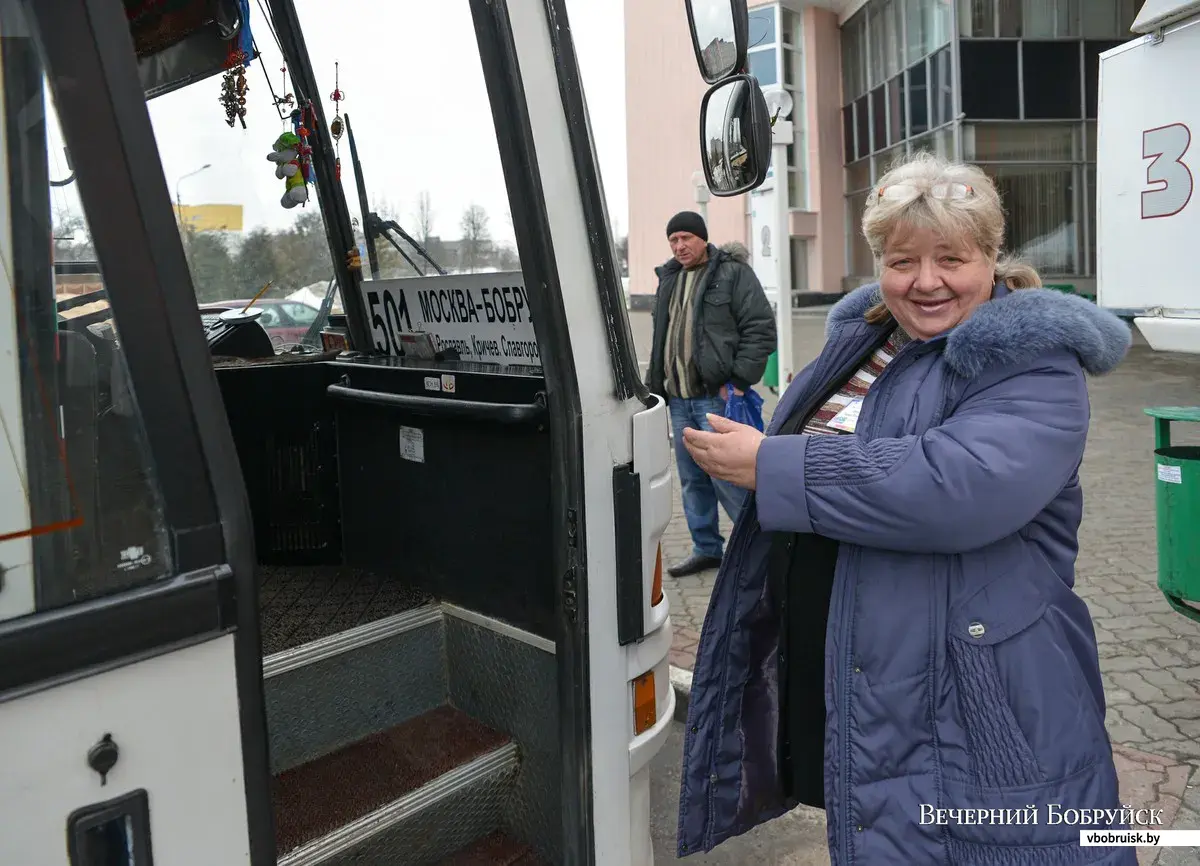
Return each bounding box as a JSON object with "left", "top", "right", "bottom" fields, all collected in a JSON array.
[
  {"left": 399, "top": 426, "right": 425, "bottom": 464},
  {"left": 359, "top": 271, "right": 540, "bottom": 367}
]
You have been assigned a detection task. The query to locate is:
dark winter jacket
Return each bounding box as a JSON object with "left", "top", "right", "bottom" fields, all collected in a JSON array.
[
  {"left": 646, "top": 242, "right": 776, "bottom": 397},
  {"left": 677, "top": 282, "right": 1137, "bottom": 865}
]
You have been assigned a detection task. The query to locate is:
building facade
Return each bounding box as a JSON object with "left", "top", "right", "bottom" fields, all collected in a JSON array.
[
  {"left": 624, "top": 0, "right": 847, "bottom": 308},
  {"left": 624, "top": 0, "right": 1144, "bottom": 307}
]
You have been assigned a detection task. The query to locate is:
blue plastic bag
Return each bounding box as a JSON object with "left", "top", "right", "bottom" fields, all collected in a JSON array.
[{"left": 723, "top": 380, "right": 765, "bottom": 432}]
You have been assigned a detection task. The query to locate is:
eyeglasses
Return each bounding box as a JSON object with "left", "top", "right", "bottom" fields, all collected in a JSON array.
[{"left": 876, "top": 182, "right": 974, "bottom": 201}]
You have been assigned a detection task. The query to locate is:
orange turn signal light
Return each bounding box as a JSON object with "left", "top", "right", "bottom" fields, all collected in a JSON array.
[
  {"left": 633, "top": 671, "right": 656, "bottom": 735},
  {"left": 651, "top": 544, "right": 664, "bottom": 607}
]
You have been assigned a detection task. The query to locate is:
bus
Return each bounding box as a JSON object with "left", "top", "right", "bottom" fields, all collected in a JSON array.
[{"left": 0, "top": 0, "right": 772, "bottom": 862}]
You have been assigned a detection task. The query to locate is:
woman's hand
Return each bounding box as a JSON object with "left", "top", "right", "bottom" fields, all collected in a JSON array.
[{"left": 683, "top": 413, "right": 766, "bottom": 490}]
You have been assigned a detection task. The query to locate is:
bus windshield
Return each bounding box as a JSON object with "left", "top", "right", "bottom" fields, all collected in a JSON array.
[{"left": 123, "top": 0, "right": 522, "bottom": 356}]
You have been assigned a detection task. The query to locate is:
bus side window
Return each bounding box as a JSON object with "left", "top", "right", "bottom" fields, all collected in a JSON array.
[{"left": 0, "top": 37, "right": 171, "bottom": 622}]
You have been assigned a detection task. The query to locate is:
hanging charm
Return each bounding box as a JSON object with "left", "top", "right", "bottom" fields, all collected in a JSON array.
[
  {"left": 218, "top": 0, "right": 254, "bottom": 128},
  {"left": 274, "top": 65, "right": 295, "bottom": 114},
  {"left": 328, "top": 61, "right": 346, "bottom": 182}
]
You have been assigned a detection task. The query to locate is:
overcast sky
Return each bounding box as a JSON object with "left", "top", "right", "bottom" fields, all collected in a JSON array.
[{"left": 48, "top": 0, "right": 628, "bottom": 248}]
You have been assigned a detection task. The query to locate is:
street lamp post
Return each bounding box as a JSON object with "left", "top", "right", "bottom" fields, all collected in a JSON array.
[
  {"left": 175, "top": 163, "right": 212, "bottom": 219},
  {"left": 764, "top": 89, "right": 794, "bottom": 396}
]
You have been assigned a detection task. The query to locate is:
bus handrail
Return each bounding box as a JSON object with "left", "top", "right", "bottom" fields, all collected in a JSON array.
[{"left": 326, "top": 382, "right": 547, "bottom": 424}]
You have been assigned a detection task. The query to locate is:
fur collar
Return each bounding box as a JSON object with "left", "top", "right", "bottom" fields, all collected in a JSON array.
[{"left": 827, "top": 282, "right": 1132, "bottom": 379}]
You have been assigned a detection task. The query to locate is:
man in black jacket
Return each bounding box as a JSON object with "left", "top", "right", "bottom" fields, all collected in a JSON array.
[{"left": 646, "top": 211, "right": 776, "bottom": 577}]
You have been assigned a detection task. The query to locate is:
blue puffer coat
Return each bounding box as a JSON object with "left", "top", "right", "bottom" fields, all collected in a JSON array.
[{"left": 677, "top": 283, "right": 1137, "bottom": 864}]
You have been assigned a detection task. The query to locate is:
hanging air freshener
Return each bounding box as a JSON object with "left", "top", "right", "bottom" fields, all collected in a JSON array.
[{"left": 328, "top": 61, "right": 346, "bottom": 181}]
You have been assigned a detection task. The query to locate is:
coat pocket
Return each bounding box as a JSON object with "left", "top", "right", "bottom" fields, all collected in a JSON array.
[{"left": 946, "top": 566, "right": 1104, "bottom": 790}]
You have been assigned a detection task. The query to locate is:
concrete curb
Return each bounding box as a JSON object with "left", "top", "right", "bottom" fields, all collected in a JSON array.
[{"left": 670, "top": 665, "right": 693, "bottom": 723}]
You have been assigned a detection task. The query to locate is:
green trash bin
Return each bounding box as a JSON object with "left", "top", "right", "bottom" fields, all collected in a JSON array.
[
  {"left": 1145, "top": 406, "right": 1200, "bottom": 623},
  {"left": 763, "top": 350, "right": 778, "bottom": 389}
]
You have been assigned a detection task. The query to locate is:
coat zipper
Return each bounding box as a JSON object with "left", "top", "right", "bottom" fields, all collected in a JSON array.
[
  {"left": 837, "top": 336, "right": 936, "bottom": 864},
  {"left": 696, "top": 324, "right": 891, "bottom": 850}
]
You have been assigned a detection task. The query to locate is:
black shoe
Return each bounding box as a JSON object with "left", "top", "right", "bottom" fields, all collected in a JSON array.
[{"left": 668, "top": 553, "right": 722, "bottom": 578}]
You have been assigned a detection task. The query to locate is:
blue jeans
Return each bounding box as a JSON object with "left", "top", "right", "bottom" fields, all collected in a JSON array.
[{"left": 669, "top": 394, "right": 748, "bottom": 559}]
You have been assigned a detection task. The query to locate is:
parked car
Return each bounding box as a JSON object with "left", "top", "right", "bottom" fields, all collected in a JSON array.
[{"left": 197, "top": 298, "right": 322, "bottom": 347}]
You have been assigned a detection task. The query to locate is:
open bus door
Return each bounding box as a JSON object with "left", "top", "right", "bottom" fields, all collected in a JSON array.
[
  {"left": 0, "top": 0, "right": 270, "bottom": 863},
  {"left": 0, "top": 0, "right": 776, "bottom": 863}
]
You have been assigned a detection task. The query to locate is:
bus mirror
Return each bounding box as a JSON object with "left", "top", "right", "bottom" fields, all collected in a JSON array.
[
  {"left": 684, "top": 0, "right": 749, "bottom": 84},
  {"left": 699, "top": 75, "right": 772, "bottom": 197}
]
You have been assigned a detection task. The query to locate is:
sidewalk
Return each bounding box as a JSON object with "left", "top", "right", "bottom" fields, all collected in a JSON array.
[{"left": 637, "top": 310, "right": 1200, "bottom": 865}]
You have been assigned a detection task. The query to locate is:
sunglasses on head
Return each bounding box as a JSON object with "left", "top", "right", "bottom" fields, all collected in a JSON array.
[{"left": 876, "top": 181, "right": 974, "bottom": 201}]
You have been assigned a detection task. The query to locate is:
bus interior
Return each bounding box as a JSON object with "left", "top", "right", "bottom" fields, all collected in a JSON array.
[{"left": 37, "top": 1, "right": 604, "bottom": 862}]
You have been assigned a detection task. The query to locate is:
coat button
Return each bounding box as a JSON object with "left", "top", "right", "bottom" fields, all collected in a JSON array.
[
  {"left": 710, "top": 773, "right": 718, "bottom": 783},
  {"left": 968, "top": 621, "right": 986, "bottom": 638},
  {"left": 856, "top": 825, "right": 864, "bottom": 832}
]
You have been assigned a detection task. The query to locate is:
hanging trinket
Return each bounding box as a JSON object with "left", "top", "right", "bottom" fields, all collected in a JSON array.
[
  {"left": 219, "top": 48, "right": 250, "bottom": 128},
  {"left": 328, "top": 61, "right": 346, "bottom": 182},
  {"left": 218, "top": 0, "right": 254, "bottom": 128},
  {"left": 294, "top": 103, "right": 317, "bottom": 195},
  {"left": 274, "top": 65, "right": 295, "bottom": 114}
]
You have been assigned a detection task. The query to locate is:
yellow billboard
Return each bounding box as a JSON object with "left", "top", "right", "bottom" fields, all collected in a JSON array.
[{"left": 175, "top": 203, "right": 243, "bottom": 232}]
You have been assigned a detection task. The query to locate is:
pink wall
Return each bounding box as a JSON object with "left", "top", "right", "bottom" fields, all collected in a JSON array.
[
  {"left": 624, "top": 0, "right": 749, "bottom": 297},
  {"left": 804, "top": 6, "right": 847, "bottom": 295}
]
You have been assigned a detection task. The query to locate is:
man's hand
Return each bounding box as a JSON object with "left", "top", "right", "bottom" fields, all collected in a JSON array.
[
  {"left": 683, "top": 413, "right": 765, "bottom": 490},
  {"left": 718, "top": 384, "right": 745, "bottom": 401}
]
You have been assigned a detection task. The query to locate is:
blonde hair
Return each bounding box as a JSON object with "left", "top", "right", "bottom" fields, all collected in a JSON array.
[{"left": 861, "top": 151, "right": 1040, "bottom": 325}]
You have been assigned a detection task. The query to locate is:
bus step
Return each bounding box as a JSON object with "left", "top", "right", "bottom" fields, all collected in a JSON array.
[
  {"left": 258, "top": 565, "right": 434, "bottom": 657},
  {"left": 263, "top": 603, "right": 446, "bottom": 773},
  {"left": 275, "top": 705, "right": 519, "bottom": 866},
  {"left": 438, "top": 830, "right": 544, "bottom": 865}
]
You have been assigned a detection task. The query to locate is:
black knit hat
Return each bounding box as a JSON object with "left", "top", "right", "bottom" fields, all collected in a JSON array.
[{"left": 666, "top": 210, "right": 708, "bottom": 241}]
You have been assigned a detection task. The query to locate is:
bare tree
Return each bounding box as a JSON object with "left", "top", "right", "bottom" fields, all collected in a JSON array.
[
  {"left": 413, "top": 190, "right": 435, "bottom": 247},
  {"left": 459, "top": 204, "right": 492, "bottom": 273}
]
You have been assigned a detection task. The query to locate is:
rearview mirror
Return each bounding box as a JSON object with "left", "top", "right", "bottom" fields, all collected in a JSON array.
[
  {"left": 684, "top": 0, "right": 749, "bottom": 84},
  {"left": 699, "top": 75, "right": 772, "bottom": 197}
]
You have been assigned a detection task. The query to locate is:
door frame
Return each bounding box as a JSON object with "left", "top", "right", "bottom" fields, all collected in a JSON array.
[{"left": 4, "top": 0, "right": 274, "bottom": 861}]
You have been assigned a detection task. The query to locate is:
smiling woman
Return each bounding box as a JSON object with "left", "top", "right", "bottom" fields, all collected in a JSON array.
[{"left": 677, "top": 149, "right": 1137, "bottom": 865}]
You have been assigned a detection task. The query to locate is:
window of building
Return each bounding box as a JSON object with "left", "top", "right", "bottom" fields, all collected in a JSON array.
[
  {"left": 959, "top": 0, "right": 995, "bottom": 37},
  {"left": 749, "top": 5, "right": 777, "bottom": 47},
  {"left": 855, "top": 95, "right": 871, "bottom": 160},
  {"left": 988, "top": 164, "right": 1079, "bottom": 274},
  {"left": 887, "top": 75, "right": 906, "bottom": 145},
  {"left": 1086, "top": 163, "right": 1097, "bottom": 273},
  {"left": 907, "top": 58, "right": 930, "bottom": 136},
  {"left": 843, "top": 106, "right": 856, "bottom": 163},
  {"left": 846, "top": 158, "right": 871, "bottom": 193},
  {"left": 997, "top": 0, "right": 1022, "bottom": 36},
  {"left": 959, "top": 40, "right": 1020, "bottom": 118},
  {"left": 906, "top": 0, "right": 953, "bottom": 64},
  {"left": 909, "top": 125, "right": 954, "bottom": 159},
  {"left": 1082, "top": 0, "right": 1141, "bottom": 38},
  {"left": 782, "top": 6, "right": 803, "bottom": 47},
  {"left": 1022, "top": 42, "right": 1082, "bottom": 119},
  {"left": 930, "top": 46, "right": 954, "bottom": 128},
  {"left": 871, "top": 85, "right": 887, "bottom": 154},
  {"left": 788, "top": 169, "right": 807, "bottom": 210},
  {"left": 874, "top": 144, "right": 905, "bottom": 179},
  {"left": 965, "top": 123, "right": 1080, "bottom": 161},
  {"left": 748, "top": 47, "right": 778, "bottom": 86},
  {"left": 1021, "top": 0, "right": 1079, "bottom": 38},
  {"left": 843, "top": 10, "right": 867, "bottom": 103}
]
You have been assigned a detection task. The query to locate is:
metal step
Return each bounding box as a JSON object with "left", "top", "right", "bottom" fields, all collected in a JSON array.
[
  {"left": 437, "top": 831, "right": 544, "bottom": 865},
  {"left": 263, "top": 604, "right": 446, "bottom": 773},
  {"left": 275, "top": 705, "right": 520, "bottom": 866}
]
